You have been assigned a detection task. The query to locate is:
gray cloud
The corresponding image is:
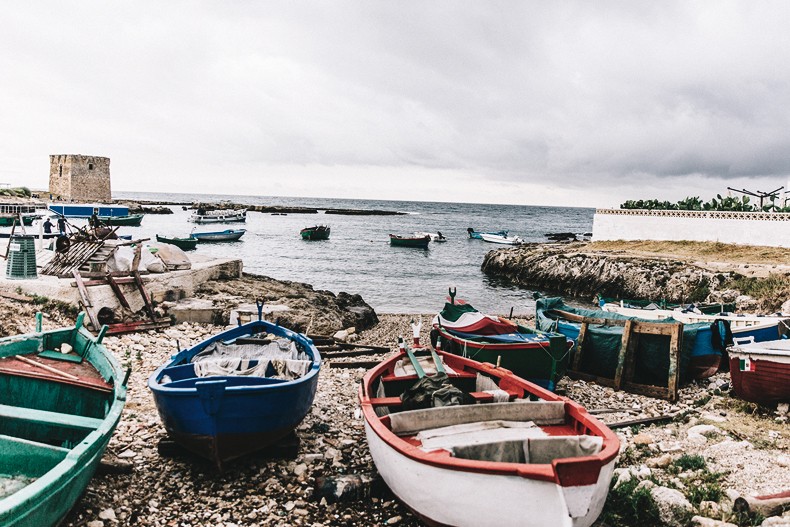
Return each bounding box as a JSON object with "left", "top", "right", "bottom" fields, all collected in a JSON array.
[{"left": 1, "top": 1, "right": 789, "bottom": 205}]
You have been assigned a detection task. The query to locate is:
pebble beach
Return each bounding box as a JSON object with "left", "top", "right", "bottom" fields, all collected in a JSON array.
[{"left": 23, "top": 310, "right": 780, "bottom": 527}]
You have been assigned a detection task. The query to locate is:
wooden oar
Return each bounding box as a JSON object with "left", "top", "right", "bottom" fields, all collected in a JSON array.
[
  {"left": 400, "top": 336, "right": 425, "bottom": 378},
  {"left": 430, "top": 336, "right": 446, "bottom": 374},
  {"left": 14, "top": 354, "right": 79, "bottom": 381}
]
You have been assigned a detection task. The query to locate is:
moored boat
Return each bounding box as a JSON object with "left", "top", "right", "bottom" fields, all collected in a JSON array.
[
  {"left": 0, "top": 313, "right": 127, "bottom": 527},
  {"left": 155, "top": 234, "right": 198, "bottom": 251},
  {"left": 359, "top": 345, "right": 619, "bottom": 527},
  {"left": 48, "top": 204, "right": 129, "bottom": 218},
  {"left": 189, "top": 209, "right": 247, "bottom": 224},
  {"left": 467, "top": 227, "right": 508, "bottom": 240},
  {"left": 536, "top": 297, "right": 725, "bottom": 381},
  {"left": 601, "top": 301, "right": 788, "bottom": 344},
  {"left": 96, "top": 213, "right": 144, "bottom": 227},
  {"left": 413, "top": 231, "right": 447, "bottom": 242},
  {"left": 300, "top": 225, "right": 330, "bottom": 240},
  {"left": 389, "top": 234, "right": 430, "bottom": 248},
  {"left": 190, "top": 229, "right": 246, "bottom": 242},
  {"left": 0, "top": 203, "right": 39, "bottom": 227},
  {"left": 727, "top": 336, "right": 790, "bottom": 405},
  {"left": 0, "top": 216, "right": 35, "bottom": 227},
  {"left": 479, "top": 232, "right": 524, "bottom": 245},
  {"left": 432, "top": 297, "right": 573, "bottom": 391},
  {"left": 147, "top": 304, "right": 321, "bottom": 469},
  {"left": 598, "top": 296, "right": 736, "bottom": 315}
]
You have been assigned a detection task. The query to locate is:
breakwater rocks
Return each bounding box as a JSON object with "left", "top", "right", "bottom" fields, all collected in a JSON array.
[
  {"left": 481, "top": 242, "right": 790, "bottom": 310},
  {"left": 191, "top": 202, "right": 405, "bottom": 216},
  {"left": 195, "top": 273, "right": 378, "bottom": 334}
]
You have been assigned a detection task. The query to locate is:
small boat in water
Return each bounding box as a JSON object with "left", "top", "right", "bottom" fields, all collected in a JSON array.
[
  {"left": 413, "top": 231, "right": 447, "bottom": 242},
  {"left": 190, "top": 229, "right": 246, "bottom": 242},
  {"left": 97, "top": 214, "right": 144, "bottom": 227},
  {"left": 727, "top": 336, "right": 790, "bottom": 405},
  {"left": 432, "top": 297, "right": 573, "bottom": 391},
  {"left": 359, "top": 344, "right": 618, "bottom": 527},
  {"left": 156, "top": 234, "right": 198, "bottom": 251},
  {"left": 148, "top": 304, "right": 321, "bottom": 469},
  {"left": 0, "top": 313, "right": 127, "bottom": 527},
  {"left": 479, "top": 232, "right": 524, "bottom": 245},
  {"left": 467, "top": 227, "right": 508, "bottom": 239},
  {"left": 189, "top": 209, "right": 247, "bottom": 224},
  {"left": 300, "top": 225, "right": 330, "bottom": 240},
  {"left": 389, "top": 234, "right": 430, "bottom": 248}
]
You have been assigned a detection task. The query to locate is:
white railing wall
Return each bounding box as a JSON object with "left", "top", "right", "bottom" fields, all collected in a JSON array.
[{"left": 592, "top": 209, "right": 790, "bottom": 247}]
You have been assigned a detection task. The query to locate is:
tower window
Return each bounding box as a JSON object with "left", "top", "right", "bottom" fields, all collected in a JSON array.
[
  {"left": 88, "top": 163, "right": 94, "bottom": 170},
  {"left": 59, "top": 165, "right": 62, "bottom": 176}
]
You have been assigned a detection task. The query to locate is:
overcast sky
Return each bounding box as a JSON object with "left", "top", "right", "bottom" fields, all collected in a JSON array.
[{"left": 2, "top": 2, "right": 790, "bottom": 207}]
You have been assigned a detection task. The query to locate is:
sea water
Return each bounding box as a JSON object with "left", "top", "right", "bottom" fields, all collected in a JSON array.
[{"left": 114, "top": 192, "right": 594, "bottom": 315}]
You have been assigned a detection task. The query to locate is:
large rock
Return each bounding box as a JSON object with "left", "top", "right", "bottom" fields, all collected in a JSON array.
[
  {"left": 195, "top": 273, "right": 378, "bottom": 334},
  {"left": 651, "top": 486, "right": 694, "bottom": 526}
]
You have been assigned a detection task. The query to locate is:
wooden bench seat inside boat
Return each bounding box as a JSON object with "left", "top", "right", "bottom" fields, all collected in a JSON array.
[
  {"left": 369, "top": 390, "right": 519, "bottom": 408},
  {"left": 389, "top": 401, "right": 567, "bottom": 436},
  {"left": 0, "top": 433, "right": 69, "bottom": 477},
  {"left": 0, "top": 403, "right": 103, "bottom": 431}
]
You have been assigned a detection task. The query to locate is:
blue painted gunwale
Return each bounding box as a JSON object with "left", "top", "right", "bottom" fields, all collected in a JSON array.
[
  {"left": 48, "top": 204, "right": 129, "bottom": 218},
  {"left": 147, "top": 317, "right": 321, "bottom": 467}
]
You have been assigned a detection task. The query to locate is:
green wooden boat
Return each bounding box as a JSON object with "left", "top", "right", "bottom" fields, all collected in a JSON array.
[
  {"left": 0, "top": 216, "right": 34, "bottom": 227},
  {"left": 432, "top": 300, "right": 573, "bottom": 391},
  {"left": 155, "top": 234, "right": 198, "bottom": 251},
  {"left": 0, "top": 313, "right": 127, "bottom": 527},
  {"left": 300, "top": 225, "right": 330, "bottom": 240},
  {"left": 96, "top": 214, "right": 144, "bottom": 227},
  {"left": 389, "top": 234, "right": 430, "bottom": 248}
]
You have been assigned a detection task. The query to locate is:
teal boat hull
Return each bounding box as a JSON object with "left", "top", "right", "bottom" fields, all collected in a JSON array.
[{"left": 0, "top": 314, "right": 127, "bottom": 527}]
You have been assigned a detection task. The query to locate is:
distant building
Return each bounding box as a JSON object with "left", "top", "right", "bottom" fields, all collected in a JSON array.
[{"left": 49, "top": 154, "right": 111, "bottom": 201}]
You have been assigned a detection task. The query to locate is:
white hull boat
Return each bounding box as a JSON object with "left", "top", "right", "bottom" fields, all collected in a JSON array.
[
  {"left": 413, "top": 231, "right": 447, "bottom": 242},
  {"left": 189, "top": 209, "right": 247, "bottom": 224},
  {"left": 359, "top": 348, "right": 619, "bottom": 527},
  {"left": 601, "top": 303, "right": 789, "bottom": 342},
  {"left": 479, "top": 233, "right": 524, "bottom": 245}
]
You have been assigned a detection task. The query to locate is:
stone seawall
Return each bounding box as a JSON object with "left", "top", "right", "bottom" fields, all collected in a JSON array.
[{"left": 480, "top": 242, "right": 781, "bottom": 308}]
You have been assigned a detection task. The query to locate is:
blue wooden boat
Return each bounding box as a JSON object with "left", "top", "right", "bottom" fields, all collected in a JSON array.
[
  {"left": 147, "top": 303, "right": 321, "bottom": 469},
  {"left": 48, "top": 204, "right": 129, "bottom": 218},
  {"left": 190, "top": 229, "right": 246, "bottom": 242},
  {"left": 467, "top": 228, "right": 508, "bottom": 240},
  {"left": 536, "top": 297, "right": 726, "bottom": 382}
]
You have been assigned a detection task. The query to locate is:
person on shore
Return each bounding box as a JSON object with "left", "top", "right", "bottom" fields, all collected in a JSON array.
[
  {"left": 57, "top": 216, "right": 66, "bottom": 235},
  {"left": 43, "top": 218, "right": 53, "bottom": 234}
]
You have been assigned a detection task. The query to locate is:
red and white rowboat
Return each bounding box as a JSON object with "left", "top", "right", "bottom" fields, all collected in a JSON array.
[
  {"left": 359, "top": 349, "right": 619, "bottom": 527},
  {"left": 728, "top": 336, "right": 790, "bottom": 405}
]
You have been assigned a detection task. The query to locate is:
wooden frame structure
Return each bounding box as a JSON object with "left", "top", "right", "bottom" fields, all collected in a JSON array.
[{"left": 555, "top": 309, "right": 683, "bottom": 401}]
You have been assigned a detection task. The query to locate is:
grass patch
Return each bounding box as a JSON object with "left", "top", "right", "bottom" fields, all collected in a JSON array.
[
  {"left": 599, "top": 477, "right": 661, "bottom": 525},
  {"left": 588, "top": 240, "right": 790, "bottom": 265},
  {"left": 670, "top": 454, "right": 707, "bottom": 472},
  {"left": 728, "top": 273, "right": 790, "bottom": 304}
]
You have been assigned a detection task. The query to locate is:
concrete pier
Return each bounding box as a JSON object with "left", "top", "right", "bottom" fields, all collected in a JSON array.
[{"left": 0, "top": 252, "right": 242, "bottom": 313}]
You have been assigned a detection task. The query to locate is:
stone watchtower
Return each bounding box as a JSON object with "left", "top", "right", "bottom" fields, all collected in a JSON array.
[{"left": 49, "top": 155, "right": 111, "bottom": 201}]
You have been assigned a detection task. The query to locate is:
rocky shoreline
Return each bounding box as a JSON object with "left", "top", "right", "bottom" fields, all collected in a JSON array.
[
  {"left": 2, "top": 250, "right": 789, "bottom": 527},
  {"left": 481, "top": 241, "right": 790, "bottom": 311}
]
